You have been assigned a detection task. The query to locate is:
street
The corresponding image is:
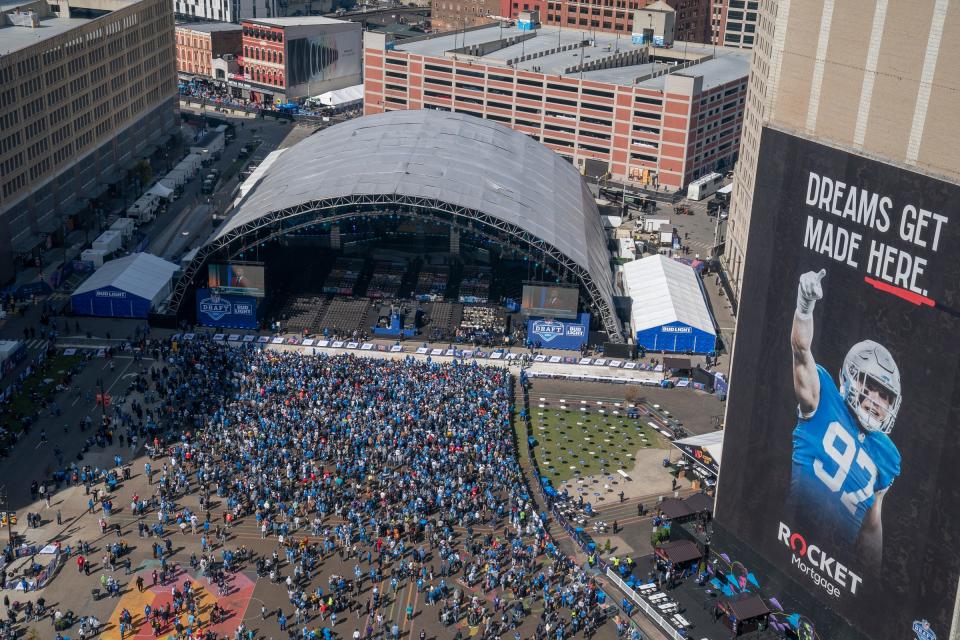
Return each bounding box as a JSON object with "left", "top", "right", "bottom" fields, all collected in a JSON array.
[{"left": 142, "top": 109, "right": 315, "bottom": 265}]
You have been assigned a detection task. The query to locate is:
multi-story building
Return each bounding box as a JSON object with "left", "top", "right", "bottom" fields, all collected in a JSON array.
[
  {"left": 710, "top": 0, "right": 757, "bottom": 48},
  {"left": 430, "top": 0, "right": 500, "bottom": 34},
  {"left": 363, "top": 26, "right": 749, "bottom": 189},
  {"left": 723, "top": 0, "right": 959, "bottom": 300},
  {"left": 0, "top": 0, "right": 178, "bottom": 284},
  {"left": 228, "top": 17, "right": 361, "bottom": 103},
  {"left": 173, "top": 0, "right": 332, "bottom": 25},
  {"left": 176, "top": 22, "right": 243, "bottom": 78},
  {"left": 503, "top": 0, "right": 711, "bottom": 44}
]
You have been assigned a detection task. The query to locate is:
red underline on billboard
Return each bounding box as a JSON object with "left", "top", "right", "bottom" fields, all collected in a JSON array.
[{"left": 863, "top": 276, "right": 935, "bottom": 307}]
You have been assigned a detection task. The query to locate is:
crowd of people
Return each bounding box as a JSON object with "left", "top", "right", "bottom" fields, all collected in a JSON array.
[{"left": 6, "top": 337, "right": 627, "bottom": 640}]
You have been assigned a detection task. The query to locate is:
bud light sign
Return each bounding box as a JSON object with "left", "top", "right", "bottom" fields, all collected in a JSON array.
[
  {"left": 527, "top": 313, "right": 589, "bottom": 351},
  {"left": 196, "top": 288, "right": 258, "bottom": 329}
]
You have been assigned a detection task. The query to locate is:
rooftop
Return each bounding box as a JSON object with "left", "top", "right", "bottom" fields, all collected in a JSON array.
[
  {"left": 0, "top": 15, "right": 93, "bottom": 55},
  {"left": 394, "top": 24, "right": 750, "bottom": 88},
  {"left": 175, "top": 20, "right": 242, "bottom": 33},
  {"left": 0, "top": 0, "right": 141, "bottom": 55},
  {"left": 215, "top": 109, "right": 618, "bottom": 333},
  {"left": 243, "top": 15, "right": 351, "bottom": 27}
]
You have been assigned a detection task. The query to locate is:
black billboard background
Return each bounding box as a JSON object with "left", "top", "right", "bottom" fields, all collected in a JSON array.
[{"left": 715, "top": 127, "right": 960, "bottom": 640}]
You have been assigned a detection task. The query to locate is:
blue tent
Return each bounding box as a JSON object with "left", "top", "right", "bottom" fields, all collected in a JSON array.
[
  {"left": 623, "top": 255, "right": 717, "bottom": 354},
  {"left": 71, "top": 253, "right": 179, "bottom": 318}
]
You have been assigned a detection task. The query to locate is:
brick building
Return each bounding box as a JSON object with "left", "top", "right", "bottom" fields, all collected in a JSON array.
[
  {"left": 430, "top": 0, "right": 501, "bottom": 33},
  {"left": 363, "top": 27, "right": 749, "bottom": 189},
  {"left": 500, "top": 0, "right": 711, "bottom": 44},
  {"left": 175, "top": 22, "right": 243, "bottom": 78},
  {"left": 229, "top": 17, "right": 361, "bottom": 103}
]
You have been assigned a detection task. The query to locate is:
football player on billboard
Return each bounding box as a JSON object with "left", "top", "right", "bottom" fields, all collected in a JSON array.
[{"left": 790, "top": 269, "right": 902, "bottom": 567}]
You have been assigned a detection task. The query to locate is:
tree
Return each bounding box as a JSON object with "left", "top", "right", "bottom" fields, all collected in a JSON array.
[
  {"left": 650, "top": 526, "right": 670, "bottom": 547},
  {"left": 134, "top": 159, "right": 153, "bottom": 188}
]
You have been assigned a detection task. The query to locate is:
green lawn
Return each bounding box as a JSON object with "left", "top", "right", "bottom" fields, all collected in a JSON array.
[
  {"left": 1, "top": 353, "right": 82, "bottom": 430},
  {"left": 530, "top": 406, "right": 666, "bottom": 483}
]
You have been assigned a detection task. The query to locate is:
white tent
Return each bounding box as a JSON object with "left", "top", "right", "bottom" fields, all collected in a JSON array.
[
  {"left": 147, "top": 182, "right": 174, "bottom": 199},
  {"left": 309, "top": 84, "right": 363, "bottom": 109},
  {"left": 623, "top": 254, "right": 716, "bottom": 353},
  {"left": 672, "top": 431, "right": 723, "bottom": 475}
]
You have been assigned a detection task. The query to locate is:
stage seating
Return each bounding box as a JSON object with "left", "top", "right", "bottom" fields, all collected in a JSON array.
[
  {"left": 323, "top": 257, "right": 365, "bottom": 296},
  {"left": 458, "top": 266, "right": 491, "bottom": 303},
  {"left": 318, "top": 298, "right": 371, "bottom": 336},
  {"left": 276, "top": 294, "right": 328, "bottom": 334},
  {"left": 367, "top": 260, "right": 407, "bottom": 299},
  {"left": 414, "top": 265, "right": 449, "bottom": 301}
]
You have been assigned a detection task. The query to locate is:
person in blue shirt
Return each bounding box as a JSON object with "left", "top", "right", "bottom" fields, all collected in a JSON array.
[{"left": 790, "top": 269, "right": 902, "bottom": 567}]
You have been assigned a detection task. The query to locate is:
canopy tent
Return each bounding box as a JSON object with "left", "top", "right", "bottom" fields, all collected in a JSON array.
[
  {"left": 307, "top": 84, "right": 363, "bottom": 109},
  {"left": 147, "top": 182, "right": 174, "bottom": 199},
  {"left": 672, "top": 431, "right": 723, "bottom": 476},
  {"left": 623, "top": 255, "right": 716, "bottom": 354},
  {"left": 659, "top": 498, "right": 694, "bottom": 521},
  {"left": 71, "top": 253, "right": 179, "bottom": 318},
  {"left": 683, "top": 492, "right": 714, "bottom": 516},
  {"left": 663, "top": 356, "right": 693, "bottom": 371},
  {"left": 717, "top": 592, "right": 769, "bottom": 635},
  {"left": 654, "top": 540, "right": 702, "bottom": 565}
]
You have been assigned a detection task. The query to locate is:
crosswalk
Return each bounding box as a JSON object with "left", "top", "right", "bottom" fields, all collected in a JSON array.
[
  {"left": 685, "top": 239, "right": 716, "bottom": 255},
  {"left": 49, "top": 291, "right": 70, "bottom": 302},
  {"left": 23, "top": 338, "right": 48, "bottom": 350}
]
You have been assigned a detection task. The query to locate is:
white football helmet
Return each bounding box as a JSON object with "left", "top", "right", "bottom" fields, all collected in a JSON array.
[{"left": 839, "top": 340, "right": 901, "bottom": 434}]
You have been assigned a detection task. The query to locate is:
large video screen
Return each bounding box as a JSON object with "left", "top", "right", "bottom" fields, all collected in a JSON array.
[
  {"left": 207, "top": 263, "right": 266, "bottom": 298},
  {"left": 287, "top": 30, "right": 360, "bottom": 96},
  {"left": 521, "top": 285, "right": 578, "bottom": 319},
  {"left": 715, "top": 127, "right": 960, "bottom": 640}
]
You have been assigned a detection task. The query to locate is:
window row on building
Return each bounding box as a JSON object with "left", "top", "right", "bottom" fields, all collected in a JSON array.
[{"left": 364, "top": 47, "right": 747, "bottom": 189}]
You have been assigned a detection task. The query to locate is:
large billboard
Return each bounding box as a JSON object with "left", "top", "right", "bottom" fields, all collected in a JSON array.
[
  {"left": 715, "top": 127, "right": 960, "bottom": 640},
  {"left": 527, "top": 313, "right": 589, "bottom": 350},
  {"left": 287, "top": 28, "right": 361, "bottom": 97},
  {"left": 207, "top": 263, "right": 266, "bottom": 298},
  {"left": 196, "top": 289, "right": 258, "bottom": 329},
  {"left": 521, "top": 285, "right": 579, "bottom": 319}
]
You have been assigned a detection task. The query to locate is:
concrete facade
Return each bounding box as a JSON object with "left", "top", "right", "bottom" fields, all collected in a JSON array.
[
  {"left": 633, "top": 0, "right": 675, "bottom": 45},
  {"left": 0, "top": 0, "right": 178, "bottom": 284},
  {"left": 363, "top": 28, "right": 748, "bottom": 189},
  {"left": 724, "top": 0, "right": 960, "bottom": 301},
  {"left": 712, "top": 0, "right": 757, "bottom": 48},
  {"left": 173, "top": 0, "right": 333, "bottom": 25},
  {"left": 175, "top": 22, "right": 243, "bottom": 78}
]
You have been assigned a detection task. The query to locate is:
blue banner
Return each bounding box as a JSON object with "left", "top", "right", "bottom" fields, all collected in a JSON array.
[
  {"left": 196, "top": 288, "right": 258, "bottom": 329},
  {"left": 526, "top": 313, "right": 589, "bottom": 351}
]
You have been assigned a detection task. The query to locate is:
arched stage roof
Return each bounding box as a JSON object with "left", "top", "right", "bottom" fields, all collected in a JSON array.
[{"left": 180, "top": 110, "right": 623, "bottom": 340}]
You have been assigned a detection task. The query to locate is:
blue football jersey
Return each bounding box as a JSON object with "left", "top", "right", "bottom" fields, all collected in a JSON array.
[{"left": 789, "top": 365, "right": 901, "bottom": 546}]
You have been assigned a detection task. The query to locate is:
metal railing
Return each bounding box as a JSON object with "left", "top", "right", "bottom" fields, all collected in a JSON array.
[
  {"left": 605, "top": 569, "right": 684, "bottom": 640},
  {"left": 519, "top": 378, "right": 690, "bottom": 640}
]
